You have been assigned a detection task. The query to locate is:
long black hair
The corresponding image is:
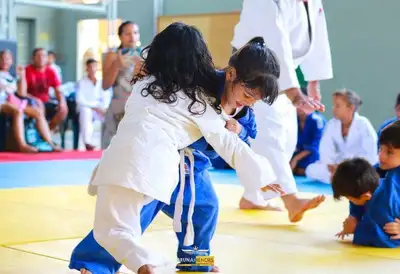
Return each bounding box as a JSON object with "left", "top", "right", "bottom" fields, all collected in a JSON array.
[
  {"left": 229, "top": 37, "right": 280, "bottom": 105},
  {"left": 133, "top": 22, "right": 220, "bottom": 115}
]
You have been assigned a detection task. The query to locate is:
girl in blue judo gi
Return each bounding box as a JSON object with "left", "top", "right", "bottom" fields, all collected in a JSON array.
[
  {"left": 331, "top": 121, "right": 400, "bottom": 247},
  {"left": 70, "top": 36, "right": 282, "bottom": 274}
]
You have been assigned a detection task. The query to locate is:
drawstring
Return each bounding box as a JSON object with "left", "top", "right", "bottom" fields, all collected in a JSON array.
[{"left": 173, "top": 148, "right": 196, "bottom": 246}]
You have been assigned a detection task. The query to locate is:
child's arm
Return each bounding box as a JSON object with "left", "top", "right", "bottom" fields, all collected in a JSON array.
[
  {"left": 384, "top": 218, "right": 400, "bottom": 240},
  {"left": 16, "top": 66, "right": 28, "bottom": 97},
  {"left": 336, "top": 215, "right": 357, "bottom": 240},
  {"left": 192, "top": 105, "right": 280, "bottom": 193},
  {"left": 336, "top": 203, "right": 364, "bottom": 240}
]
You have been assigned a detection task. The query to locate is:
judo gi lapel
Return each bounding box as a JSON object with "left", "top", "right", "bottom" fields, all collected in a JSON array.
[{"left": 344, "top": 112, "right": 360, "bottom": 149}]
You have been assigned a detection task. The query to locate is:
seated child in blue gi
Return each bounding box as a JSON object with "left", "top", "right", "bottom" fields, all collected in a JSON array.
[
  {"left": 290, "top": 107, "right": 326, "bottom": 175},
  {"left": 331, "top": 121, "right": 400, "bottom": 247},
  {"left": 70, "top": 36, "right": 283, "bottom": 274}
]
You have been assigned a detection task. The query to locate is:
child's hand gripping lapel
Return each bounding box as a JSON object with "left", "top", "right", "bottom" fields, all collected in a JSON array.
[{"left": 225, "top": 119, "right": 242, "bottom": 134}]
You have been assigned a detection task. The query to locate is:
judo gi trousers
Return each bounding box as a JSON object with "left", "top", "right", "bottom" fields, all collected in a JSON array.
[{"left": 69, "top": 171, "right": 219, "bottom": 273}]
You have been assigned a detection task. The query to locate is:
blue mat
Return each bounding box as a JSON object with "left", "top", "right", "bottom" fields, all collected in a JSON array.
[{"left": 0, "top": 159, "right": 332, "bottom": 194}]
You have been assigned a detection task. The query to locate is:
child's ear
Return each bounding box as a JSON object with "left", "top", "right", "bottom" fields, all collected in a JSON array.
[
  {"left": 360, "top": 192, "right": 373, "bottom": 201},
  {"left": 226, "top": 67, "right": 237, "bottom": 82}
]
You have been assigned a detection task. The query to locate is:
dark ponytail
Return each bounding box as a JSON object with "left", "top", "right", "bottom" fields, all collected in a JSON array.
[
  {"left": 229, "top": 36, "right": 280, "bottom": 105},
  {"left": 248, "top": 36, "right": 266, "bottom": 47}
]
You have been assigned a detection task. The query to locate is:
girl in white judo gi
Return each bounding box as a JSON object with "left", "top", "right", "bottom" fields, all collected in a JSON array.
[
  {"left": 84, "top": 23, "right": 284, "bottom": 274},
  {"left": 231, "top": 0, "right": 331, "bottom": 218},
  {"left": 306, "top": 89, "right": 378, "bottom": 183},
  {"left": 70, "top": 36, "right": 283, "bottom": 274}
]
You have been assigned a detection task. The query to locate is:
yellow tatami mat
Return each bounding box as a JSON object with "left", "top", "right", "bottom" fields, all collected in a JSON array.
[{"left": 1, "top": 184, "right": 399, "bottom": 273}]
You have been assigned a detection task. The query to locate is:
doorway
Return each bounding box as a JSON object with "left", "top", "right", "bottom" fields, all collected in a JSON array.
[{"left": 16, "top": 18, "right": 35, "bottom": 65}]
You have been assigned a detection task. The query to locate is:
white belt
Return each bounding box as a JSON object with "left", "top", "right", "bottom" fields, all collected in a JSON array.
[{"left": 173, "top": 148, "right": 196, "bottom": 246}]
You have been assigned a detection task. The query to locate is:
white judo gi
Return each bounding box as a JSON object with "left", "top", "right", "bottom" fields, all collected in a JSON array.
[
  {"left": 305, "top": 113, "right": 379, "bottom": 183},
  {"left": 231, "top": 0, "right": 333, "bottom": 205},
  {"left": 88, "top": 76, "right": 278, "bottom": 272}
]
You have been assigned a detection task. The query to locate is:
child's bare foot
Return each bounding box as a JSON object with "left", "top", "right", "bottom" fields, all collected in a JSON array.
[
  {"left": 239, "top": 197, "right": 282, "bottom": 211},
  {"left": 138, "top": 264, "right": 155, "bottom": 274},
  {"left": 286, "top": 195, "right": 325, "bottom": 223},
  {"left": 51, "top": 144, "right": 63, "bottom": 152},
  {"left": 211, "top": 265, "right": 220, "bottom": 272},
  {"left": 20, "top": 144, "right": 38, "bottom": 153}
]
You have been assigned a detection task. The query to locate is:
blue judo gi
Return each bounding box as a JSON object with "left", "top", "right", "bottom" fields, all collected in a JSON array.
[
  {"left": 292, "top": 112, "right": 326, "bottom": 169},
  {"left": 349, "top": 166, "right": 400, "bottom": 248},
  {"left": 69, "top": 71, "right": 256, "bottom": 273}
]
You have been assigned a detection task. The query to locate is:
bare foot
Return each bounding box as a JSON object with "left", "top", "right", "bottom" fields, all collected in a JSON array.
[
  {"left": 239, "top": 197, "right": 282, "bottom": 211},
  {"left": 138, "top": 264, "right": 155, "bottom": 274},
  {"left": 51, "top": 144, "right": 63, "bottom": 152},
  {"left": 20, "top": 144, "right": 38, "bottom": 153},
  {"left": 287, "top": 195, "right": 326, "bottom": 223},
  {"left": 211, "top": 265, "right": 220, "bottom": 272}
]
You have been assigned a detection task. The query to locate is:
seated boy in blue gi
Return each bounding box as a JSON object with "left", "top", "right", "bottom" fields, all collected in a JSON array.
[{"left": 331, "top": 120, "right": 400, "bottom": 247}]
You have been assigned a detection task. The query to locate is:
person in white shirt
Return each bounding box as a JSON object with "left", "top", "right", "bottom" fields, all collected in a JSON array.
[
  {"left": 76, "top": 59, "right": 108, "bottom": 150},
  {"left": 305, "top": 89, "right": 378, "bottom": 183},
  {"left": 231, "top": 0, "right": 332, "bottom": 218},
  {"left": 77, "top": 23, "right": 284, "bottom": 274},
  {"left": 48, "top": 50, "right": 62, "bottom": 82}
]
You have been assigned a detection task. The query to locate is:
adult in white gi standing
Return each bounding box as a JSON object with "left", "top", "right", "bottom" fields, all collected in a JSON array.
[{"left": 231, "top": 0, "right": 332, "bottom": 221}]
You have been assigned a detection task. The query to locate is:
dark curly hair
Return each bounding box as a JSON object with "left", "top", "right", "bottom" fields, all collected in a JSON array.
[
  {"left": 133, "top": 22, "right": 220, "bottom": 115},
  {"left": 229, "top": 37, "right": 280, "bottom": 105}
]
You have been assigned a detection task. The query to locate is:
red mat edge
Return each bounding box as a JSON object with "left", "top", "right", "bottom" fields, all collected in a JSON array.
[{"left": 0, "top": 150, "right": 103, "bottom": 163}]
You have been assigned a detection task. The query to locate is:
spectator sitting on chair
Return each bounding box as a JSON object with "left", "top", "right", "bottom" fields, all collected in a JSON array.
[
  {"left": 25, "top": 48, "right": 68, "bottom": 131},
  {"left": 76, "top": 59, "right": 108, "bottom": 151},
  {"left": 0, "top": 50, "right": 60, "bottom": 152}
]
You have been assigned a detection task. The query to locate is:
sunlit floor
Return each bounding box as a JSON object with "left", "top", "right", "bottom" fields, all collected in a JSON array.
[{"left": 1, "top": 160, "right": 399, "bottom": 274}]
